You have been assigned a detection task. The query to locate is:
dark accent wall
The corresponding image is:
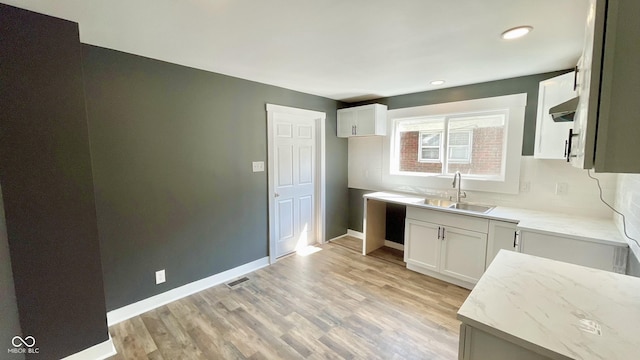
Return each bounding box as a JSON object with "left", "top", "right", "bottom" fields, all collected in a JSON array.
[
  {"left": 0, "top": 186, "right": 23, "bottom": 359},
  {"left": 348, "top": 189, "right": 405, "bottom": 244},
  {"left": 0, "top": 5, "right": 109, "bottom": 359},
  {"left": 81, "top": 45, "right": 347, "bottom": 310},
  {"left": 347, "top": 70, "right": 571, "bottom": 242},
  {"left": 385, "top": 204, "right": 406, "bottom": 244},
  {"left": 348, "top": 188, "right": 369, "bottom": 232}
]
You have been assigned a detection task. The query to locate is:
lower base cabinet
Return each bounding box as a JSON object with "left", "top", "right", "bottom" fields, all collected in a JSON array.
[
  {"left": 439, "top": 226, "right": 487, "bottom": 284},
  {"left": 459, "top": 324, "right": 552, "bottom": 360},
  {"left": 519, "top": 230, "right": 627, "bottom": 273},
  {"left": 404, "top": 207, "right": 488, "bottom": 289}
]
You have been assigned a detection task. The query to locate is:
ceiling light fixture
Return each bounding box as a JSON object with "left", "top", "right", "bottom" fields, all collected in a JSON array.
[
  {"left": 430, "top": 80, "right": 445, "bottom": 86},
  {"left": 501, "top": 26, "right": 533, "bottom": 40}
]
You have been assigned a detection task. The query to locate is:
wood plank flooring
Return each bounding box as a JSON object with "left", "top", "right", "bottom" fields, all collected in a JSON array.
[
  {"left": 107, "top": 242, "right": 470, "bottom": 359},
  {"left": 330, "top": 236, "right": 405, "bottom": 267}
]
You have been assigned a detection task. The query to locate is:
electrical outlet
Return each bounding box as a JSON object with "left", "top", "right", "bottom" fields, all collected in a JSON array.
[
  {"left": 252, "top": 161, "right": 264, "bottom": 172},
  {"left": 555, "top": 182, "right": 569, "bottom": 196},
  {"left": 155, "top": 269, "right": 166, "bottom": 284},
  {"left": 519, "top": 181, "right": 531, "bottom": 193}
]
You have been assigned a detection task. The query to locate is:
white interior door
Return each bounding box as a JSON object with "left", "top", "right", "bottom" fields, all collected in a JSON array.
[{"left": 272, "top": 113, "right": 316, "bottom": 258}]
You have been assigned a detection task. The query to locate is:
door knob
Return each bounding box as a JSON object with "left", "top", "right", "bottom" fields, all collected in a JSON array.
[{"left": 274, "top": 193, "right": 280, "bottom": 197}]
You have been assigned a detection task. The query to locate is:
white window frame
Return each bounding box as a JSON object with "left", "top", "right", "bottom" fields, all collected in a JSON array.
[
  {"left": 382, "top": 94, "right": 527, "bottom": 195},
  {"left": 447, "top": 130, "right": 473, "bottom": 164},
  {"left": 418, "top": 131, "right": 443, "bottom": 163}
]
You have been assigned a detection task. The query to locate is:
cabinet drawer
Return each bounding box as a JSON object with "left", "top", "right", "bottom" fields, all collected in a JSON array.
[{"left": 406, "top": 206, "right": 488, "bottom": 234}]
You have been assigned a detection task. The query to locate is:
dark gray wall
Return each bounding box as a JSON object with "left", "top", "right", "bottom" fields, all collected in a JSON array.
[
  {"left": 348, "top": 189, "right": 405, "bottom": 244},
  {"left": 0, "top": 187, "right": 23, "bottom": 359},
  {"left": 81, "top": 45, "right": 347, "bottom": 310},
  {"left": 347, "top": 70, "right": 571, "bottom": 239},
  {"left": 0, "top": 5, "right": 109, "bottom": 358}
]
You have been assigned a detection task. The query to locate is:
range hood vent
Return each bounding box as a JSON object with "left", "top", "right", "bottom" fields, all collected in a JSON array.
[{"left": 549, "top": 97, "right": 579, "bottom": 122}]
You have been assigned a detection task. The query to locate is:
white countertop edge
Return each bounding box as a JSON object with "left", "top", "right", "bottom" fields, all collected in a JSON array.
[{"left": 514, "top": 225, "right": 628, "bottom": 246}]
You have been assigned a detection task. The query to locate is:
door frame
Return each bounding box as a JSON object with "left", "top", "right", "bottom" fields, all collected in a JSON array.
[{"left": 266, "top": 104, "right": 326, "bottom": 264}]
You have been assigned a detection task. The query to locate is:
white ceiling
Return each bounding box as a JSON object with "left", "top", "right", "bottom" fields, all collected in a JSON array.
[{"left": 2, "top": 0, "right": 589, "bottom": 102}]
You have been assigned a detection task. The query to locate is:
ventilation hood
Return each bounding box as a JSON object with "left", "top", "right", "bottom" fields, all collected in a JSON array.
[{"left": 549, "top": 97, "right": 579, "bottom": 122}]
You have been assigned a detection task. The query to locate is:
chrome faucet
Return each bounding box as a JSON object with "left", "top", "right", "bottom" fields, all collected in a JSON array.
[{"left": 452, "top": 171, "right": 467, "bottom": 203}]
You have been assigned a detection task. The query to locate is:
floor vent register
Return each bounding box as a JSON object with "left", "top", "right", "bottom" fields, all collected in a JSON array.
[{"left": 226, "top": 276, "right": 250, "bottom": 288}]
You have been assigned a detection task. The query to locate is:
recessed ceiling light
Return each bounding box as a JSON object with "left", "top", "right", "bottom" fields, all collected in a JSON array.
[
  {"left": 430, "top": 80, "right": 445, "bottom": 86},
  {"left": 501, "top": 26, "right": 533, "bottom": 40}
]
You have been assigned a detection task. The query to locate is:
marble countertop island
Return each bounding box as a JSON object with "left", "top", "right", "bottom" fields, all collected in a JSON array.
[{"left": 457, "top": 250, "right": 640, "bottom": 360}]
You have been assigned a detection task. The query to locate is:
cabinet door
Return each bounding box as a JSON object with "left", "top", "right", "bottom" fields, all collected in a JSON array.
[
  {"left": 594, "top": 0, "right": 640, "bottom": 172},
  {"left": 534, "top": 72, "right": 576, "bottom": 159},
  {"left": 440, "top": 226, "right": 487, "bottom": 284},
  {"left": 486, "top": 220, "right": 518, "bottom": 269},
  {"left": 404, "top": 219, "right": 441, "bottom": 272},
  {"left": 354, "top": 106, "right": 376, "bottom": 135},
  {"left": 571, "top": 0, "right": 606, "bottom": 169},
  {"left": 337, "top": 108, "right": 355, "bottom": 137}
]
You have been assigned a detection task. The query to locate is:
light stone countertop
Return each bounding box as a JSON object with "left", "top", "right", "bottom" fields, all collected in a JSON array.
[
  {"left": 457, "top": 251, "right": 640, "bottom": 360},
  {"left": 363, "top": 191, "right": 627, "bottom": 247}
]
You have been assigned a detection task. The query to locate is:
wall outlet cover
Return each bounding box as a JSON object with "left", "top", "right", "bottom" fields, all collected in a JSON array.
[
  {"left": 555, "top": 182, "right": 569, "bottom": 195},
  {"left": 155, "top": 269, "right": 166, "bottom": 284},
  {"left": 252, "top": 161, "right": 265, "bottom": 172}
]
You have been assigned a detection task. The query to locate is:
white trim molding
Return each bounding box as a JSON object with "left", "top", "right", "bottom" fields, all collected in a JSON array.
[
  {"left": 347, "top": 229, "right": 364, "bottom": 239},
  {"left": 380, "top": 93, "right": 527, "bottom": 195},
  {"left": 107, "top": 257, "right": 269, "bottom": 326},
  {"left": 60, "top": 336, "right": 117, "bottom": 360},
  {"left": 384, "top": 240, "right": 404, "bottom": 251}
]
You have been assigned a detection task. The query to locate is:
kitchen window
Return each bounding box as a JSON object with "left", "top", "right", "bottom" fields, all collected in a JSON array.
[
  {"left": 393, "top": 111, "right": 506, "bottom": 179},
  {"left": 380, "top": 93, "right": 527, "bottom": 194}
]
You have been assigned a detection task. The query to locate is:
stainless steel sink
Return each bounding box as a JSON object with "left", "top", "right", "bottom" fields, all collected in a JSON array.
[
  {"left": 423, "top": 198, "right": 456, "bottom": 207},
  {"left": 422, "top": 198, "right": 494, "bottom": 213},
  {"left": 448, "top": 203, "right": 494, "bottom": 213}
]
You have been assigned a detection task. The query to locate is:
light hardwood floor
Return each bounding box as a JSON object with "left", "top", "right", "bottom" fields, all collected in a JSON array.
[
  {"left": 330, "top": 236, "right": 405, "bottom": 267},
  {"left": 107, "top": 242, "right": 470, "bottom": 359}
]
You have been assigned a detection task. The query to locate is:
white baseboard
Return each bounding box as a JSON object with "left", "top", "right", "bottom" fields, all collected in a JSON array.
[
  {"left": 60, "top": 336, "right": 116, "bottom": 360},
  {"left": 107, "top": 257, "right": 269, "bottom": 326},
  {"left": 338, "top": 231, "right": 403, "bottom": 251},
  {"left": 327, "top": 234, "right": 348, "bottom": 242},
  {"left": 384, "top": 240, "right": 404, "bottom": 251}
]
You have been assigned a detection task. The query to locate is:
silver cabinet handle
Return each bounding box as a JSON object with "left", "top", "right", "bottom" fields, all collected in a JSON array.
[
  {"left": 441, "top": 227, "right": 445, "bottom": 240},
  {"left": 437, "top": 226, "right": 441, "bottom": 239}
]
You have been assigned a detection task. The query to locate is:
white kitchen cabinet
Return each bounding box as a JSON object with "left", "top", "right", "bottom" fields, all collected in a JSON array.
[
  {"left": 570, "top": 0, "right": 640, "bottom": 173},
  {"left": 439, "top": 226, "right": 487, "bottom": 284},
  {"left": 405, "top": 207, "right": 488, "bottom": 289},
  {"left": 519, "top": 229, "right": 628, "bottom": 273},
  {"left": 533, "top": 71, "right": 577, "bottom": 159},
  {"left": 485, "top": 220, "right": 518, "bottom": 268},
  {"left": 404, "top": 219, "right": 441, "bottom": 272},
  {"left": 337, "top": 103, "right": 387, "bottom": 137}
]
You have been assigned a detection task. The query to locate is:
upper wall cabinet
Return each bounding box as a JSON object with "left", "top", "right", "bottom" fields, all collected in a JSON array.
[
  {"left": 337, "top": 103, "right": 387, "bottom": 137},
  {"left": 534, "top": 72, "right": 577, "bottom": 159},
  {"left": 570, "top": 0, "right": 640, "bottom": 173}
]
